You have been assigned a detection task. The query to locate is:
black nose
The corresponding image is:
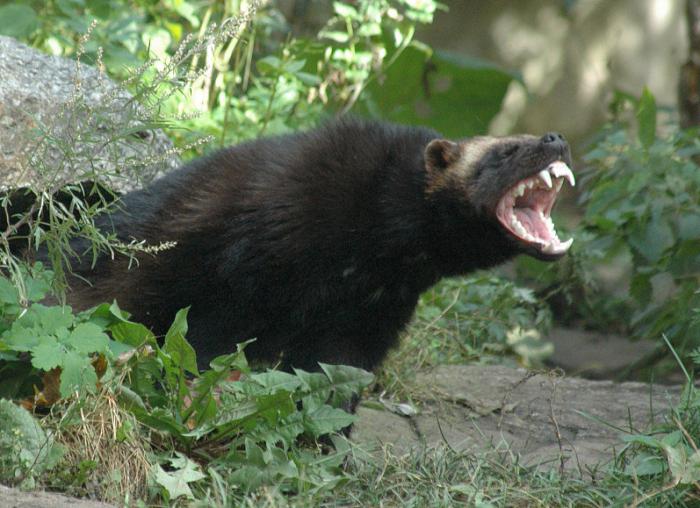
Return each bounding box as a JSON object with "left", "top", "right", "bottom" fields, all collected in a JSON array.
[{"left": 541, "top": 132, "right": 567, "bottom": 146}]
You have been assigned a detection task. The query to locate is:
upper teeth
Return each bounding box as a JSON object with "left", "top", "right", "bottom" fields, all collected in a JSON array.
[
  {"left": 548, "top": 161, "right": 575, "bottom": 187},
  {"left": 500, "top": 160, "right": 575, "bottom": 255},
  {"left": 509, "top": 161, "right": 575, "bottom": 199},
  {"left": 538, "top": 169, "right": 552, "bottom": 188}
]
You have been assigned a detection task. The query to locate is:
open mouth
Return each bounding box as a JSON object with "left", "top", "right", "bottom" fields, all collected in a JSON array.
[{"left": 495, "top": 161, "right": 575, "bottom": 256}]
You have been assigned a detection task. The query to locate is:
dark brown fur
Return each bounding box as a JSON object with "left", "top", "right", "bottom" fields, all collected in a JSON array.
[{"left": 7, "top": 118, "right": 571, "bottom": 371}]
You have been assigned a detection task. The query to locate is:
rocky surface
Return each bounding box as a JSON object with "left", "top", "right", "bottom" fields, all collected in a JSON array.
[
  {"left": 352, "top": 364, "right": 680, "bottom": 472},
  {"left": 0, "top": 485, "right": 114, "bottom": 508},
  {"left": 547, "top": 326, "right": 657, "bottom": 379},
  {"left": 0, "top": 36, "right": 179, "bottom": 191}
]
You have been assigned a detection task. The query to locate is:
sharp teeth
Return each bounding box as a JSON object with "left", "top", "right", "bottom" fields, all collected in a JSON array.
[
  {"left": 542, "top": 237, "right": 574, "bottom": 254},
  {"left": 560, "top": 237, "right": 574, "bottom": 251},
  {"left": 538, "top": 169, "right": 552, "bottom": 188},
  {"left": 511, "top": 214, "right": 527, "bottom": 237},
  {"left": 526, "top": 179, "right": 535, "bottom": 189},
  {"left": 513, "top": 183, "right": 525, "bottom": 197},
  {"left": 538, "top": 211, "right": 556, "bottom": 238},
  {"left": 555, "top": 178, "right": 563, "bottom": 192},
  {"left": 549, "top": 161, "right": 575, "bottom": 187}
]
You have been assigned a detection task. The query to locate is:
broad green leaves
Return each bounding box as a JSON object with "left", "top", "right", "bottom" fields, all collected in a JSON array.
[
  {"left": 153, "top": 453, "right": 206, "bottom": 501},
  {"left": 0, "top": 268, "right": 146, "bottom": 399},
  {"left": 0, "top": 265, "right": 375, "bottom": 499},
  {"left": 361, "top": 47, "right": 518, "bottom": 137},
  {"left": 579, "top": 88, "right": 700, "bottom": 357},
  {"left": 0, "top": 4, "right": 38, "bottom": 38}
]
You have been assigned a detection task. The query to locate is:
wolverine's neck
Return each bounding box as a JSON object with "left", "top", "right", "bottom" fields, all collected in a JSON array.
[{"left": 423, "top": 187, "right": 518, "bottom": 277}]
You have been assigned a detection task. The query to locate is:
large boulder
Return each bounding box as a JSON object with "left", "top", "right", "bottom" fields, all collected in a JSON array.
[
  {"left": 0, "top": 36, "right": 180, "bottom": 191},
  {"left": 353, "top": 364, "right": 680, "bottom": 471}
]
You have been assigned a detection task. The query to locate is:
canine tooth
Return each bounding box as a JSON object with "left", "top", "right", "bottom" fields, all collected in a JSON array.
[
  {"left": 543, "top": 237, "right": 574, "bottom": 254},
  {"left": 538, "top": 169, "right": 552, "bottom": 188},
  {"left": 549, "top": 162, "right": 576, "bottom": 187}
]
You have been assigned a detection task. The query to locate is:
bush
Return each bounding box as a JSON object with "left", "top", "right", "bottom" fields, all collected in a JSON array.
[{"left": 579, "top": 89, "right": 700, "bottom": 368}]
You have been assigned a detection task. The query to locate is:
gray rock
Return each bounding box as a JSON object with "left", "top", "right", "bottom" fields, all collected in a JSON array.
[
  {"left": 353, "top": 364, "right": 680, "bottom": 473},
  {"left": 0, "top": 36, "right": 180, "bottom": 192},
  {"left": 547, "top": 326, "right": 657, "bottom": 379},
  {"left": 0, "top": 484, "right": 114, "bottom": 508}
]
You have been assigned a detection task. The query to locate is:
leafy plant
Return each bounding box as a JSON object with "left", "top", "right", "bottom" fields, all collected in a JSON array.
[
  {"left": 0, "top": 398, "right": 63, "bottom": 489},
  {"left": 114, "top": 315, "right": 374, "bottom": 500},
  {"left": 417, "top": 275, "right": 552, "bottom": 362},
  {"left": 0, "top": 263, "right": 374, "bottom": 501},
  {"left": 379, "top": 274, "right": 553, "bottom": 396},
  {"left": 0, "top": 264, "right": 132, "bottom": 401},
  {"left": 605, "top": 337, "right": 700, "bottom": 505},
  {"left": 575, "top": 88, "right": 700, "bottom": 367}
]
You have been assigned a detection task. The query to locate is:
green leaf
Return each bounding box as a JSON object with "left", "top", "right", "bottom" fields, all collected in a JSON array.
[
  {"left": 153, "top": 453, "right": 205, "bottom": 500},
  {"left": 295, "top": 72, "right": 322, "bottom": 86},
  {"left": 251, "top": 370, "right": 302, "bottom": 393},
  {"left": 109, "top": 320, "right": 155, "bottom": 347},
  {"left": 662, "top": 443, "right": 700, "bottom": 484},
  {"left": 0, "top": 278, "right": 18, "bottom": 305},
  {"left": 636, "top": 87, "right": 657, "bottom": 148},
  {"left": 209, "top": 347, "right": 250, "bottom": 373},
  {"left": 59, "top": 351, "right": 97, "bottom": 397},
  {"left": 24, "top": 272, "right": 51, "bottom": 302},
  {"left": 91, "top": 301, "right": 156, "bottom": 347},
  {"left": 303, "top": 405, "right": 356, "bottom": 436},
  {"left": 88, "top": 0, "right": 112, "bottom": 19},
  {"left": 630, "top": 273, "right": 652, "bottom": 306},
  {"left": 333, "top": 2, "right": 358, "bottom": 18},
  {"left": 321, "top": 30, "right": 349, "bottom": 43},
  {"left": 3, "top": 324, "right": 52, "bottom": 352},
  {"left": 624, "top": 453, "right": 667, "bottom": 476},
  {"left": 130, "top": 407, "right": 188, "bottom": 436},
  {"left": 0, "top": 399, "right": 61, "bottom": 482},
  {"left": 360, "top": 47, "right": 517, "bottom": 137},
  {"left": 669, "top": 240, "right": 700, "bottom": 278},
  {"left": 163, "top": 308, "right": 197, "bottom": 375},
  {"left": 67, "top": 323, "right": 110, "bottom": 354},
  {"left": 32, "top": 304, "right": 74, "bottom": 332},
  {"left": 170, "top": 0, "right": 200, "bottom": 27},
  {"left": 678, "top": 214, "right": 700, "bottom": 240},
  {"left": 31, "top": 341, "right": 64, "bottom": 371},
  {"left": 256, "top": 56, "right": 282, "bottom": 74},
  {"left": 319, "top": 363, "right": 374, "bottom": 406},
  {"left": 628, "top": 215, "right": 674, "bottom": 264},
  {"left": 0, "top": 5, "right": 38, "bottom": 38},
  {"left": 294, "top": 369, "right": 331, "bottom": 412}
]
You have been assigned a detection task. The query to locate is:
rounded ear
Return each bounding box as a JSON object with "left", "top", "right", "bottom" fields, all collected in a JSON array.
[{"left": 425, "top": 139, "right": 461, "bottom": 173}]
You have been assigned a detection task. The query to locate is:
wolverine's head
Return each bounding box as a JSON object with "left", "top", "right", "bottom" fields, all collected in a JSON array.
[{"left": 424, "top": 132, "right": 574, "bottom": 261}]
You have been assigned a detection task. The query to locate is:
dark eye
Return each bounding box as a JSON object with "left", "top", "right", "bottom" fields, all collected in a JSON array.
[{"left": 503, "top": 144, "right": 520, "bottom": 157}]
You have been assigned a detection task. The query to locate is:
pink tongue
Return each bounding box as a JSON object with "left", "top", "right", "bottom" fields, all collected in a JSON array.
[{"left": 514, "top": 208, "right": 552, "bottom": 241}]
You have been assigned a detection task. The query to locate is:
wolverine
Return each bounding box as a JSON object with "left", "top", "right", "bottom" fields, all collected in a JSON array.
[{"left": 4, "top": 119, "right": 575, "bottom": 372}]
